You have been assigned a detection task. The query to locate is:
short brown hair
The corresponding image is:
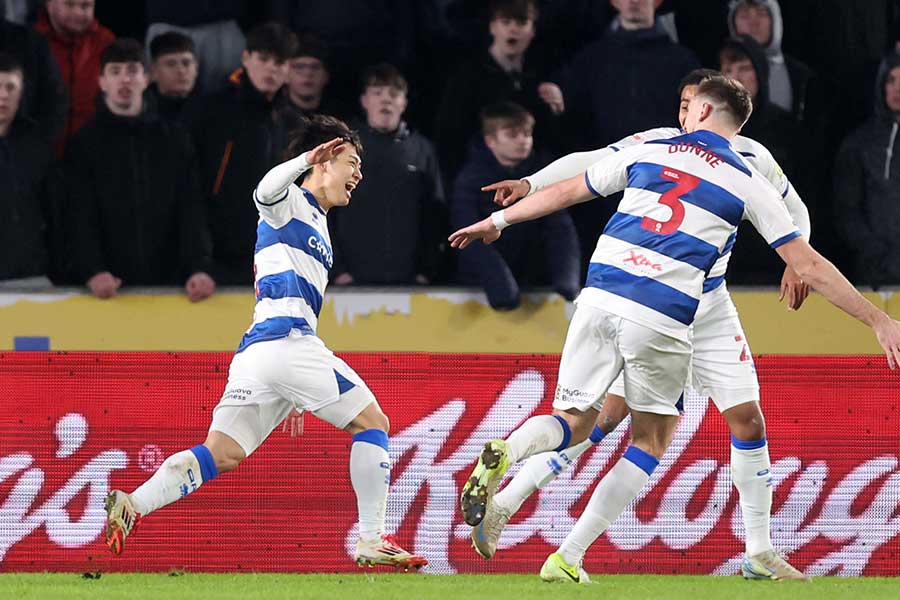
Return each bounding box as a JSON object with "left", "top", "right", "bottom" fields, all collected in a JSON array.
[
  {"left": 480, "top": 102, "right": 535, "bottom": 137},
  {"left": 489, "top": 0, "right": 538, "bottom": 22},
  {"left": 285, "top": 115, "right": 363, "bottom": 182},
  {"left": 361, "top": 63, "right": 407, "bottom": 94},
  {"left": 694, "top": 75, "right": 753, "bottom": 128}
]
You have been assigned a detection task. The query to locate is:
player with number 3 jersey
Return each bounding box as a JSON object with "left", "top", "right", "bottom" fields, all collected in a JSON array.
[{"left": 449, "top": 75, "right": 900, "bottom": 584}]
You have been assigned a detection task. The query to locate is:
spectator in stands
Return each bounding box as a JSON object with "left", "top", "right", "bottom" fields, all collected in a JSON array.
[
  {"left": 435, "top": 0, "right": 564, "bottom": 184},
  {"left": 561, "top": 0, "right": 698, "bottom": 150},
  {"left": 0, "top": 17, "right": 66, "bottom": 142},
  {"left": 145, "top": 0, "right": 246, "bottom": 94},
  {"left": 834, "top": 53, "right": 900, "bottom": 288},
  {"left": 0, "top": 52, "right": 55, "bottom": 286},
  {"left": 282, "top": 34, "right": 348, "bottom": 131},
  {"left": 727, "top": 0, "right": 817, "bottom": 123},
  {"left": 184, "top": 21, "right": 295, "bottom": 286},
  {"left": 147, "top": 31, "right": 197, "bottom": 122},
  {"left": 451, "top": 102, "right": 579, "bottom": 310},
  {"left": 719, "top": 37, "right": 801, "bottom": 180},
  {"left": 64, "top": 39, "right": 214, "bottom": 301},
  {"left": 329, "top": 63, "right": 445, "bottom": 286},
  {"left": 34, "top": 0, "right": 115, "bottom": 153},
  {"left": 265, "top": 0, "right": 425, "bottom": 105},
  {"left": 719, "top": 35, "right": 806, "bottom": 285}
]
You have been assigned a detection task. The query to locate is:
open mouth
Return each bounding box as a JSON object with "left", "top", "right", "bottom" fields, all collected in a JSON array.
[{"left": 344, "top": 181, "right": 357, "bottom": 197}]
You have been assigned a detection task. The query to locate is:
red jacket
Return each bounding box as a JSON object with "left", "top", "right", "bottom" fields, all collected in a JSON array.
[{"left": 34, "top": 9, "right": 115, "bottom": 154}]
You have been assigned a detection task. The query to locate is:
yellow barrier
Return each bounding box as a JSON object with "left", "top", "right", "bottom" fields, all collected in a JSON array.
[{"left": 0, "top": 287, "right": 894, "bottom": 353}]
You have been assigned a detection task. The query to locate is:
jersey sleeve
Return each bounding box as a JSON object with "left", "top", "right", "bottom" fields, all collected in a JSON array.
[
  {"left": 254, "top": 152, "right": 312, "bottom": 227},
  {"left": 584, "top": 144, "right": 642, "bottom": 197},
  {"left": 608, "top": 127, "right": 681, "bottom": 152},
  {"left": 743, "top": 178, "right": 802, "bottom": 248},
  {"left": 254, "top": 185, "right": 300, "bottom": 227}
]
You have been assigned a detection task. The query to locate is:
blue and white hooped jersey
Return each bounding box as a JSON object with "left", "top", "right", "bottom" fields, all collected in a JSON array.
[
  {"left": 237, "top": 185, "right": 332, "bottom": 352},
  {"left": 608, "top": 127, "right": 794, "bottom": 295},
  {"left": 580, "top": 129, "right": 800, "bottom": 341}
]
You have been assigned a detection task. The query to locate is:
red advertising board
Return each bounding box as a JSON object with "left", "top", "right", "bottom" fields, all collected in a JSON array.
[{"left": 0, "top": 352, "right": 898, "bottom": 576}]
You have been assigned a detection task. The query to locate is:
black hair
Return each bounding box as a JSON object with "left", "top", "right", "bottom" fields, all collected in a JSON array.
[
  {"left": 149, "top": 31, "right": 195, "bottom": 62},
  {"left": 361, "top": 63, "right": 408, "bottom": 94},
  {"left": 0, "top": 52, "right": 23, "bottom": 75},
  {"left": 245, "top": 21, "right": 298, "bottom": 62},
  {"left": 678, "top": 68, "right": 721, "bottom": 96},
  {"left": 293, "top": 33, "right": 329, "bottom": 65},
  {"left": 285, "top": 115, "right": 363, "bottom": 183},
  {"left": 489, "top": 0, "right": 538, "bottom": 22},
  {"left": 100, "top": 38, "right": 145, "bottom": 69}
]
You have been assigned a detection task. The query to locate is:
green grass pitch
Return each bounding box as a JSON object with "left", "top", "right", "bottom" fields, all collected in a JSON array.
[{"left": 2, "top": 573, "right": 899, "bottom": 600}]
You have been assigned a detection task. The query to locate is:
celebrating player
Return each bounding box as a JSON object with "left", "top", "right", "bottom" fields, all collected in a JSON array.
[
  {"left": 450, "top": 75, "right": 900, "bottom": 583},
  {"left": 470, "top": 69, "right": 810, "bottom": 581},
  {"left": 103, "top": 116, "right": 427, "bottom": 571}
]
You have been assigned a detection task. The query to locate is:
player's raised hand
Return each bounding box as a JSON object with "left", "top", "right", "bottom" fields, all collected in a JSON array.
[
  {"left": 873, "top": 316, "right": 900, "bottom": 369},
  {"left": 778, "top": 266, "right": 809, "bottom": 311},
  {"left": 449, "top": 217, "right": 502, "bottom": 249},
  {"left": 305, "top": 137, "right": 346, "bottom": 164},
  {"left": 482, "top": 179, "right": 531, "bottom": 207}
]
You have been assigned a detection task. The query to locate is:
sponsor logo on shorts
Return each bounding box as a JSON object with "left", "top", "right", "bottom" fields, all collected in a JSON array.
[{"left": 554, "top": 385, "right": 595, "bottom": 405}]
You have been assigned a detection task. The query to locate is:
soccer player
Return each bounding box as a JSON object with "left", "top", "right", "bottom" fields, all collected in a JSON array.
[
  {"left": 469, "top": 69, "right": 812, "bottom": 581},
  {"left": 449, "top": 75, "right": 900, "bottom": 583},
  {"left": 103, "top": 115, "right": 427, "bottom": 571}
]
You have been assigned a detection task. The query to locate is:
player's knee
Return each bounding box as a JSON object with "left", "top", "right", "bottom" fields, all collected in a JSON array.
[
  {"left": 552, "top": 409, "right": 596, "bottom": 445},
  {"left": 724, "top": 402, "right": 766, "bottom": 441},
  {"left": 202, "top": 439, "right": 246, "bottom": 474}
]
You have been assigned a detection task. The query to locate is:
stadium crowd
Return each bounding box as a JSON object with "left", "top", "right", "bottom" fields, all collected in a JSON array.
[{"left": 1, "top": 0, "right": 899, "bottom": 306}]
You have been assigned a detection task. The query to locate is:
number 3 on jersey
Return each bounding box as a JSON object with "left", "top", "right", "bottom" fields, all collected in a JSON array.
[{"left": 641, "top": 167, "right": 700, "bottom": 235}]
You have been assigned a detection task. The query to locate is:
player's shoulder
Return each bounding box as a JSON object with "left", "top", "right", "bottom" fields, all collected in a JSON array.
[
  {"left": 610, "top": 127, "right": 681, "bottom": 150},
  {"left": 732, "top": 134, "right": 776, "bottom": 165}
]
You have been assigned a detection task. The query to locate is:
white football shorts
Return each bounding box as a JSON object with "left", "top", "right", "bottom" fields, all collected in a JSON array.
[
  {"left": 553, "top": 303, "right": 691, "bottom": 417},
  {"left": 607, "top": 283, "right": 759, "bottom": 412},
  {"left": 209, "top": 332, "right": 377, "bottom": 455}
]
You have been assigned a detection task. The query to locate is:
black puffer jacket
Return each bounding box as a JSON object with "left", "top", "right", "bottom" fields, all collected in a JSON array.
[
  {"left": 833, "top": 53, "right": 900, "bottom": 287},
  {"left": 64, "top": 103, "right": 210, "bottom": 285},
  {"left": 185, "top": 69, "right": 290, "bottom": 284}
]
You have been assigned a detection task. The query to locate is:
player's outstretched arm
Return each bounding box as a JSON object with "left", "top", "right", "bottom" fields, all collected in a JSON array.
[
  {"left": 256, "top": 138, "right": 346, "bottom": 203},
  {"left": 450, "top": 173, "right": 592, "bottom": 249},
  {"left": 776, "top": 238, "right": 900, "bottom": 368},
  {"left": 483, "top": 148, "right": 615, "bottom": 207}
]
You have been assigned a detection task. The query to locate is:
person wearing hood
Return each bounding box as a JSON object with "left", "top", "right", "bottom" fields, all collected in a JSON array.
[
  {"left": 834, "top": 54, "right": 900, "bottom": 288},
  {"left": 451, "top": 102, "right": 579, "bottom": 310},
  {"left": 719, "top": 35, "right": 806, "bottom": 285},
  {"left": 727, "top": 0, "right": 816, "bottom": 123},
  {"left": 328, "top": 64, "right": 445, "bottom": 286},
  {"left": 184, "top": 22, "right": 296, "bottom": 286},
  {"left": 63, "top": 39, "right": 214, "bottom": 301}
]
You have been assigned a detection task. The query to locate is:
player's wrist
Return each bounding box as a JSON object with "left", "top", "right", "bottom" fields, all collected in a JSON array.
[{"left": 491, "top": 210, "right": 510, "bottom": 231}]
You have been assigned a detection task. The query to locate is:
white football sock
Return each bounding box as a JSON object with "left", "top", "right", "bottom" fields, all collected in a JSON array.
[
  {"left": 351, "top": 430, "right": 391, "bottom": 543},
  {"left": 731, "top": 435, "right": 774, "bottom": 556},
  {"left": 495, "top": 426, "right": 604, "bottom": 514},
  {"left": 505, "top": 415, "right": 570, "bottom": 464},
  {"left": 558, "top": 446, "right": 657, "bottom": 566},
  {"left": 130, "top": 445, "right": 218, "bottom": 516}
]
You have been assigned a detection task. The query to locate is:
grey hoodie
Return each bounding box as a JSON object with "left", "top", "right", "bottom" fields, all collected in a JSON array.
[{"left": 727, "top": 0, "right": 793, "bottom": 113}]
